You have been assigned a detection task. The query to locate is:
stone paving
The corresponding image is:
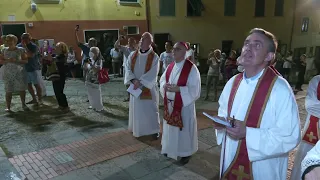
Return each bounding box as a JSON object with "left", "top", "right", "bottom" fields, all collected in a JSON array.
[
  {"left": 9, "top": 130, "right": 147, "bottom": 180},
  {"left": 0, "top": 76, "right": 308, "bottom": 180}
]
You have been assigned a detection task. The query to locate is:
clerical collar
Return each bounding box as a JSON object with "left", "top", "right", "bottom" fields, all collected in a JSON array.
[
  {"left": 140, "top": 48, "right": 150, "bottom": 54},
  {"left": 243, "top": 69, "right": 265, "bottom": 83}
]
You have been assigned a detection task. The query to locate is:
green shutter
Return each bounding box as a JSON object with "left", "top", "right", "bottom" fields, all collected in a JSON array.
[
  {"left": 159, "top": 0, "right": 176, "bottom": 16},
  {"left": 224, "top": 0, "right": 236, "bottom": 16},
  {"left": 274, "top": 0, "right": 284, "bottom": 16}
]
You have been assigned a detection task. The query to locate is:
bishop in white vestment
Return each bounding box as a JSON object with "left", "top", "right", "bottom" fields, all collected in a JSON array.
[
  {"left": 291, "top": 75, "right": 320, "bottom": 180},
  {"left": 124, "top": 32, "right": 160, "bottom": 138},
  {"left": 159, "top": 42, "right": 201, "bottom": 164},
  {"left": 214, "top": 28, "right": 301, "bottom": 180},
  {"left": 301, "top": 140, "right": 320, "bottom": 180}
]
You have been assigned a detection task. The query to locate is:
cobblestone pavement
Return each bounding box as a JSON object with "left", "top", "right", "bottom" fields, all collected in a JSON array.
[{"left": 0, "top": 77, "right": 308, "bottom": 180}]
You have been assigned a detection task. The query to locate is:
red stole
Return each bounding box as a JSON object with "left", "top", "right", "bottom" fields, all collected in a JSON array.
[
  {"left": 163, "top": 60, "right": 193, "bottom": 130},
  {"left": 302, "top": 81, "right": 320, "bottom": 145},
  {"left": 222, "top": 67, "right": 278, "bottom": 180},
  {"left": 131, "top": 50, "right": 154, "bottom": 100}
]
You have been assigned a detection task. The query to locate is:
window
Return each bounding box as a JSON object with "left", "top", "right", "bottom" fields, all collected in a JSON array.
[
  {"left": 159, "top": 0, "right": 175, "bottom": 16},
  {"left": 119, "top": 0, "right": 139, "bottom": 4},
  {"left": 274, "top": 0, "right": 284, "bottom": 16},
  {"left": 127, "top": 26, "right": 139, "bottom": 35},
  {"left": 309, "top": 47, "right": 314, "bottom": 54},
  {"left": 187, "top": 0, "right": 203, "bottom": 17},
  {"left": 301, "top": 17, "right": 309, "bottom": 32},
  {"left": 224, "top": 0, "right": 236, "bottom": 16},
  {"left": 32, "top": 0, "right": 61, "bottom": 4},
  {"left": 255, "top": 0, "right": 265, "bottom": 17}
]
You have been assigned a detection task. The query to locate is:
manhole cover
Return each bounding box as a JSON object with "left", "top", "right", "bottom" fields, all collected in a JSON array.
[{"left": 53, "top": 152, "right": 74, "bottom": 164}]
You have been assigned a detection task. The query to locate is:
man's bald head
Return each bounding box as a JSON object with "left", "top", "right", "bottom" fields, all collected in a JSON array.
[
  {"left": 173, "top": 42, "right": 188, "bottom": 62},
  {"left": 142, "top": 32, "right": 153, "bottom": 42},
  {"left": 140, "top": 32, "right": 153, "bottom": 51}
]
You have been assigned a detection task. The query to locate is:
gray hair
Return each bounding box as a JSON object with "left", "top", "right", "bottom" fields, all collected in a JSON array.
[
  {"left": 248, "top": 28, "right": 277, "bottom": 53},
  {"left": 90, "top": 47, "right": 100, "bottom": 55}
]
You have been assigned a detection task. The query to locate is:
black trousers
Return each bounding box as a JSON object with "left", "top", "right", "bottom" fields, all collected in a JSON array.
[
  {"left": 296, "top": 70, "right": 305, "bottom": 90},
  {"left": 52, "top": 79, "right": 68, "bottom": 107}
]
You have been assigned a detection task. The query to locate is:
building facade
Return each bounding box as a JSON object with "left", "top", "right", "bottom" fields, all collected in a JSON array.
[
  {"left": 0, "top": 0, "right": 147, "bottom": 58},
  {"left": 291, "top": 0, "right": 320, "bottom": 59},
  {"left": 149, "top": 0, "right": 295, "bottom": 59}
]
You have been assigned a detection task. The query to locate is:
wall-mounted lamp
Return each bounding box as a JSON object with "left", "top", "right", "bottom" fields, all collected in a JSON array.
[
  {"left": 135, "top": 11, "right": 140, "bottom": 16},
  {"left": 31, "top": 3, "right": 37, "bottom": 13}
]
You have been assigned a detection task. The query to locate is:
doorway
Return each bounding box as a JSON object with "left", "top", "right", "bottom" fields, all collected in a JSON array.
[
  {"left": 1, "top": 24, "right": 26, "bottom": 43},
  {"left": 84, "top": 29, "right": 119, "bottom": 70},
  {"left": 293, "top": 47, "right": 306, "bottom": 63},
  {"left": 154, "top": 33, "right": 170, "bottom": 54},
  {"left": 221, "top": 40, "right": 233, "bottom": 56}
]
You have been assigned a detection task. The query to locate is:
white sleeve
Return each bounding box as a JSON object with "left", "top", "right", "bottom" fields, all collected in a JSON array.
[
  {"left": 124, "top": 51, "right": 136, "bottom": 85},
  {"left": 301, "top": 140, "right": 320, "bottom": 177},
  {"left": 159, "top": 68, "right": 167, "bottom": 98}
]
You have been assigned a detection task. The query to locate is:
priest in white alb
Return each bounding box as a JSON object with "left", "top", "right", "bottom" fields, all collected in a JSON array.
[
  {"left": 213, "top": 28, "right": 301, "bottom": 180},
  {"left": 159, "top": 42, "right": 201, "bottom": 164},
  {"left": 291, "top": 72, "right": 320, "bottom": 180},
  {"left": 124, "top": 32, "right": 160, "bottom": 138},
  {"left": 301, "top": 140, "right": 320, "bottom": 180}
]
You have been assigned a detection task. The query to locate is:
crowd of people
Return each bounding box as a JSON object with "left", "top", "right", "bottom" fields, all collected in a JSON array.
[{"left": 1, "top": 26, "right": 320, "bottom": 180}]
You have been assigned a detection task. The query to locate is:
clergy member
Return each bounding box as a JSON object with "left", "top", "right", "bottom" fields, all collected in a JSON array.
[
  {"left": 301, "top": 140, "right": 320, "bottom": 180},
  {"left": 214, "top": 28, "right": 301, "bottom": 179},
  {"left": 124, "top": 32, "right": 160, "bottom": 139},
  {"left": 159, "top": 42, "right": 201, "bottom": 164},
  {"left": 291, "top": 73, "right": 320, "bottom": 180}
]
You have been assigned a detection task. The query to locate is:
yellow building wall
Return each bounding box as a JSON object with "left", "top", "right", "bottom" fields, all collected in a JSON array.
[
  {"left": 0, "top": 0, "right": 146, "bottom": 21},
  {"left": 291, "top": 0, "right": 320, "bottom": 51},
  {"left": 150, "top": 0, "right": 294, "bottom": 57}
]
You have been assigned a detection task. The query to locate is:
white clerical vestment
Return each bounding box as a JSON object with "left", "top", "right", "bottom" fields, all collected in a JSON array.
[
  {"left": 159, "top": 59, "right": 201, "bottom": 160},
  {"left": 291, "top": 75, "right": 320, "bottom": 180},
  {"left": 216, "top": 69, "right": 301, "bottom": 179},
  {"left": 124, "top": 48, "right": 160, "bottom": 137},
  {"left": 301, "top": 140, "right": 320, "bottom": 178}
]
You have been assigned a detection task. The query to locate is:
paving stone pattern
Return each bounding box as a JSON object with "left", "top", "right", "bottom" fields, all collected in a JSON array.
[{"left": 8, "top": 130, "right": 147, "bottom": 180}]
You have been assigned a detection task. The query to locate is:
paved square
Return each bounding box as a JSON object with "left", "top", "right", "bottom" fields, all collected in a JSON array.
[{"left": 8, "top": 130, "right": 147, "bottom": 180}]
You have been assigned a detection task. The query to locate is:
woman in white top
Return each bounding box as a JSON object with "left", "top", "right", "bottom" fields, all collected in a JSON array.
[
  {"left": 283, "top": 51, "right": 293, "bottom": 82},
  {"left": 67, "top": 46, "right": 77, "bottom": 79},
  {"left": 159, "top": 41, "right": 174, "bottom": 74},
  {"left": 85, "top": 47, "right": 104, "bottom": 112}
]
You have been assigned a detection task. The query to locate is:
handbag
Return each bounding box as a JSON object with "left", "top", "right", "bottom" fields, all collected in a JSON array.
[{"left": 98, "top": 68, "right": 110, "bottom": 84}]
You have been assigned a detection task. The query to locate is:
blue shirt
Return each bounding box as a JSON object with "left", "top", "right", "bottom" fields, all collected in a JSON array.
[
  {"left": 17, "top": 42, "right": 41, "bottom": 72},
  {"left": 78, "top": 43, "right": 90, "bottom": 66}
]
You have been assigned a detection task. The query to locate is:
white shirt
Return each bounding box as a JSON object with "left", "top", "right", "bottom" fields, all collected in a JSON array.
[
  {"left": 110, "top": 48, "right": 120, "bottom": 58},
  {"left": 110, "top": 48, "right": 122, "bottom": 63},
  {"left": 159, "top": 51, "right": 174, "bottom": 71},
  {"left": 67, "top": 52, "right": 76, "bottom": 63},
  {"left": 283, "top": 56, "right": 292, "bottom": 69}
]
